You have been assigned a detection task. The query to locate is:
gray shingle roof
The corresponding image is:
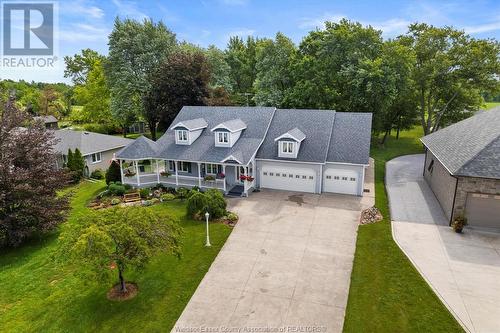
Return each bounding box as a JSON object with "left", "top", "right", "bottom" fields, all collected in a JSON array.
[
  {"left": 156, "top": 106, "right": 276, "bottom": 164},
  {"left": 211, "top": 118, "right": 247, "bottom": 132},
  {"left": 421, "top": 107, "right": 500, "bottom": 179},
  {"left": 327, "top": 112, "right": 372, "bottom": 165},
  {"left": 257, "top": 109, "right": 336, "bottom": 163},
  {"left": 53, "top": 129, "right": 133, "bottom": 156},
  {"left": 275, "top": 127, "right": 306, "bottom": 142},
  {"left": 116, "top": 136, "right": 158, "bottom": 160},
  {"left": 171, "top": 118, "right": 208, "bottom": 131}
]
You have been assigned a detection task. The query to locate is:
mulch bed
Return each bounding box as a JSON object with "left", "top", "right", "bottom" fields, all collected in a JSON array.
[
  {"left": 360, "top": 206, "right": 383, "bottom": 225},
  {"left": 106, "top": 282, "right": 138, "bottom": 301}
]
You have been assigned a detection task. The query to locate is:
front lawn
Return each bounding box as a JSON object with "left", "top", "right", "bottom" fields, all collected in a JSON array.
[
  {"left": 343, "top": 127, "right": 464, "bottom": 332},
  {"left": 0, "top": 181, "right": 231, "bottom": 332}
]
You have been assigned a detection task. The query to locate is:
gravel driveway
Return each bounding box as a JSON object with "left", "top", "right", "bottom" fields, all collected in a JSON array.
[{"left": 387, "top": 154, "right": 500, "bottom": 333}]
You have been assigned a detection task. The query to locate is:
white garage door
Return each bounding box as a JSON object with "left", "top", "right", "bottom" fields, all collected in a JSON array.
[
  {"left": 466, "top": 193, "right": 500, "bottom": 229},
  {"left": 260, "top": 166, "right": 316, "bottom": 193},
  {"left": 323, "top": 168, "right": 359, "bottom": 195}
]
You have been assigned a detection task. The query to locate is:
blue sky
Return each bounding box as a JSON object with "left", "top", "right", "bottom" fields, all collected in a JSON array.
[{"left": 2, "top": 0, "right": 500, "bottom": 83}]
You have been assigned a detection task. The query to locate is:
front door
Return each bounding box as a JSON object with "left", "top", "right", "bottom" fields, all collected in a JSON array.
[{"left": 236, "top": 166, "right": 245, "bottom": 184}]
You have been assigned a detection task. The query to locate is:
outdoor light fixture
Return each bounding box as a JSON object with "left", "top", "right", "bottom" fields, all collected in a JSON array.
[{"left": 205, "top": 212, "right": 211, "bottom": 247}]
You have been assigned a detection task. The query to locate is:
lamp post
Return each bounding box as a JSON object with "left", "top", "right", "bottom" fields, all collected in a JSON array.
[{"left": 205, "top": 211, "right": 211, "bottom": 247}]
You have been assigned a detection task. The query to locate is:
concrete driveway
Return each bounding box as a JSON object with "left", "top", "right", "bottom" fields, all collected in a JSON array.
[
  {"left": 173, "top": 163, "right": 374, "bottom": 332},
  {"left": 387, "top": 154, "right": 500, "bottom": 333}
]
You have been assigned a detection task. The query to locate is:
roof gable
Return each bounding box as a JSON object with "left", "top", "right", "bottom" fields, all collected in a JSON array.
[
  {"left": 171, "top": 118, "right": 208, "bottom": 131},
  {"left": 211, "top": 119, "right": 247, "bottom": 133},
  {"left": 421, "top": 108, "right": 500, "bottom": 178},
  {"left": 53, "top": 129, "right": 133, "bottom": 156},
  {"left": 274, "top": 127, "right": 306, "bottom": 142},
  {"left": 117, "top": 136, "right": 158, "bottom": 160}
]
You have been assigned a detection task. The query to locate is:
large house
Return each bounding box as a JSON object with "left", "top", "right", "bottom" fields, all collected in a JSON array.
[
  {"left": 117, "top": 106, "right": 372, "bottom": 197},
  {"left": 421, "top": 107, "right": 500, "bottom": 230},
  {"left": 53, "top": 129, "right": 132, "bottom": 176}
]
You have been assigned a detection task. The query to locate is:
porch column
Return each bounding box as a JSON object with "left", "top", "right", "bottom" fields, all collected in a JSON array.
[
  {"left": 175, "top": 161, "right": 179, "bottom": 186},
  {"left": 197, "top": 162, "right": 202, "bottom": 187},
  {"left": 135, "top": 160, "right": 140, "bottom": 186},
  {"left": 119, "top": 159, "right": 124, "bottom": 183},
  {"left": 243, "top": 165, "right": 248, "bottom": 195},
  {"left": 156, "top": 160, "right": 160, "bottom": 184},
  {"left": 222, "top": 165, "right": 226, "bottom": 192}
]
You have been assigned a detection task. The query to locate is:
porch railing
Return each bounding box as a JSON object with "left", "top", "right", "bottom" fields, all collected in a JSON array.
[{"left": 123, "top": 173, "right": 224, "bottom": 190}]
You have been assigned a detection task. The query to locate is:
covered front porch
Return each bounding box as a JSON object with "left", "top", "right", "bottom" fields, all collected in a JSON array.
[{"left": 119, "top": 159, "right": 256, "bottom": 196}]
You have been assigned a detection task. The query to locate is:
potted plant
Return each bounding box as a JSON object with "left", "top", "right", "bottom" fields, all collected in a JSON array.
[
  {"left": 246, "top": 176, "right": 254, "bottom": 182},
  {"left": 217, "top": 172, "right": 225, "bottom": 179},
  {"left": 452, "top": 215, "right": 468, "bottom": 233},
  {"left": 160, "top": 171, "right": 171, "bottom": 177},
  {"left": 239, "top": 175, "right": 247, "bottom": 181},
  {"left": 204, "top": 175, "right": 216, "bottom": 182}
]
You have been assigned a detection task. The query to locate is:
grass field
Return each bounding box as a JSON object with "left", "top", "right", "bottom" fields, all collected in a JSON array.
[
  {"left": 484, "top": 102, "right": 500, "bottom": 109},
  {"left": 0, "top": 181, "right": 231, "bottom": 333},
  {"left": 343, "top": 127, "right": 464, "bottom": 332}
]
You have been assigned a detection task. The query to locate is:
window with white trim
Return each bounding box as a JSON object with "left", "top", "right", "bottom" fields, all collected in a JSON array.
[
  {"left": 281, "top": 141, "right": 294, "bottom": 153},
  {"left": 177, "top": 130, "right": 188, "bottom": 142},
  {"left": 168, "top": 161, "right": 175, "bottom": 171},
  {"left": 217, "top": 132, "right": 229, "bottom": 144},
  {"left": 206, "top": 163, "right": 221, "bottom": 174},
  {"left": 179, "top": 161, "right": 190, "bottom": 172},
  {"left": 326, "top": 175, "right": 332, "bottom": 179},
  {"left": 91, "top": 152, "right": 101, "bottom": 163}
]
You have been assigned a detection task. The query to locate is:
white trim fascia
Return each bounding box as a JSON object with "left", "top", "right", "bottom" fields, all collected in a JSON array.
[
  {"left": 210, "top": 124, "right": 247, "bottom": 133},
  {"left": 255, "top": 158, "right": 323, "bottom": 165},
  {"left": 221, "top": 155, "right": 243, "bottom": 164},
  {"left": 325, "top": 161, "right": 369, "bottom": 167},
  {"left": 420, "top": 142, "right": 456, "bottom": 176},
  {"left": 117, "top": 156, "right": 157, "bottom": 161},
  {"left": 274, "top": 133, "right": 304, "bottom": 142},
  {"left": 171, "top": 121, "right": 208, "bottom": 131},
  {"left": 81, "top": 145, "right": 129, "bottom": 157}
]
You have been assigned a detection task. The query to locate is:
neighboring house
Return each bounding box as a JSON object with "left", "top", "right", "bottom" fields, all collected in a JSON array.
[
  {"left": 421, "top": 107, "right": 500, "bottom": 230},
  {"left": 117, "top": 106, "right": 372, "bottom": 197},
  {"left": 34, "top": 115, "right": 59, "bottom": 129},
  {"left": 53, "top": 129, "right": 133, "bottom": 176}
]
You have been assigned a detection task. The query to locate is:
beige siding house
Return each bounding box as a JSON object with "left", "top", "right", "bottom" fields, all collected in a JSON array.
[{"left": 53, "top": 129, "right": 132, "bottom": 176}]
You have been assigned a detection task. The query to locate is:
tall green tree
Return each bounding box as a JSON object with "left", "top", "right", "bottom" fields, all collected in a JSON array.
[
  {"left": 106, "top": 18, "right": 177, "bottom": 136},
  {"left": 205, "top": 45, "right": 234, "bottom": 93},
  {"left": 60, "top": 207, "right": 182, "bottom": 294},
  {"left": 64, "top": 49, "right": 105, "bottom": 85},
  {"left": 402, "top": 23, "right": 500, "bottom": 134},
  {"left": 254, "top": 32, "right": 296, "bottom": 106},
  {"left": 143, "top": 50, "right": 210, "bottom": 139}
]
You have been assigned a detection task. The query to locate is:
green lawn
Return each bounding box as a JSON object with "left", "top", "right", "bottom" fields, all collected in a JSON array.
[
  {"left": 0, "top": 181, "right": 231, "bottom": 332},
  {"left": 484, "top": 102, "right": 500, "bottom": 109},
  {"left": 343, "top": 127, "right": 464, "bottom": 332}
]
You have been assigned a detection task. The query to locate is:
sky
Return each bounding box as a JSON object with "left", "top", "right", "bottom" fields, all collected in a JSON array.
[{"left": 2, "top": 0, "right": 500, "bottom": 83}]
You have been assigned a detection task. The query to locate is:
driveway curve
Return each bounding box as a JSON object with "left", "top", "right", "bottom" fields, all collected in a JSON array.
[{"left": 387, "top": 154, "right": 500, "bottom": 333}]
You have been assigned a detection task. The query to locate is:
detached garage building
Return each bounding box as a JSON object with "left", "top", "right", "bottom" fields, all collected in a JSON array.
[
  {"left": 421, "top": 108, "right": 500, "bottom": 230},
  {"left": 255, "top": 109, "right": 372, "bottom": 196}
]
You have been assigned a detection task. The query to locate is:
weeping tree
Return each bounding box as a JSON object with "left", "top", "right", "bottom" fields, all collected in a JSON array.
[
  {"left": 60, "top": 207, "right": 182, "bottom": 295},
  {"left": 0, "top": 95, "right": 69, "bottom": 248}
]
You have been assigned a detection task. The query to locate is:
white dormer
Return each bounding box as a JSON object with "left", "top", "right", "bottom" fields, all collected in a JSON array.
[
  {"left": 211, "top": 119, "right": 247, "bottom": 148},
  {"left": 171, "top": 118, "right": 208, "bottom": 145},
  {"left": 274, "top": 127, "right": 306, "bottom": 159}
]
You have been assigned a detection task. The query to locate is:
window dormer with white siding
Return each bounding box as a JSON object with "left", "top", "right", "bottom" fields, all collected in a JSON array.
[
  {"left": 211, "top": 119, "right": 247, "bottom": 148},
  {"left": 171, "top": 118, "right": 208, "bottom": 145},
  {"left": 274, "top": 127, "right": 306, "bottom": 159}
]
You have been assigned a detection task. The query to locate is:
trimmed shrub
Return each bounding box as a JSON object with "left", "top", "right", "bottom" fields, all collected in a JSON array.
[
  {"left": 226, "top": 212, "right": 238, "bottom": 222},
  {"left": 140, "top": 188, "right": 151, "bottom": 199},
  {"left": 176, "top": 187, "right": 189, "bottom": 200},
  {"left": 111, "top": 198, "right": 121, "bottom": 206},
  {"left": 108, "top": 182, "right": 126, "bottom": 196},
  {"left": 106, "top": 160, "right": 121, "bottom": 185},
  {"left": 90, "top": 169, "right": 104, "bottom": 180},
  {"left": 161, "top": 193, "right": 176, "bottom": 201},
  {"left": 187, "top": 192, "right": 208, "bottom": 218},
  {"left": 205, "top": 189, "right": 227, "bottom": 219}
]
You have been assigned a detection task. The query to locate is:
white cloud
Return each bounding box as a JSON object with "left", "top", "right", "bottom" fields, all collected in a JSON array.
[
  {"left": 227, "top": 28, "right": 255, "bottom": 38},
  {"left": 372, "top": 18, "right": 411, "bottom": 36},
  {"left": 464, "top": 20, "right": 500, "bottom": 34},
  {"left": 59, "top": 23, "right": 109, "bottom": 42},
  {"left": 298, "top": 13, "right": 346, "bottom": 29},
  {"left": 60, "top": 1, "right": 104, "bottom": 19},
  {"left": 112, "top": 0, "right": 148, "bottom": 20}
]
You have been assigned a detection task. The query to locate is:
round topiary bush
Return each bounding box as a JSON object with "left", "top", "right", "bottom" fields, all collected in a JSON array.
[{"left": 161, "top": 193, "right": 175, "bottom": 201}]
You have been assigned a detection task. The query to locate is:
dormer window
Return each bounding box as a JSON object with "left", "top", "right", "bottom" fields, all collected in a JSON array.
[
  {"left": 274, "top": 127, "right": 306, "bottom": 159},
  {"left": 217, "top": 132, "right": 229, "bottom": 144},
  {"left": 177, "top": 130, "right": 188, "bottom": 142}
]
